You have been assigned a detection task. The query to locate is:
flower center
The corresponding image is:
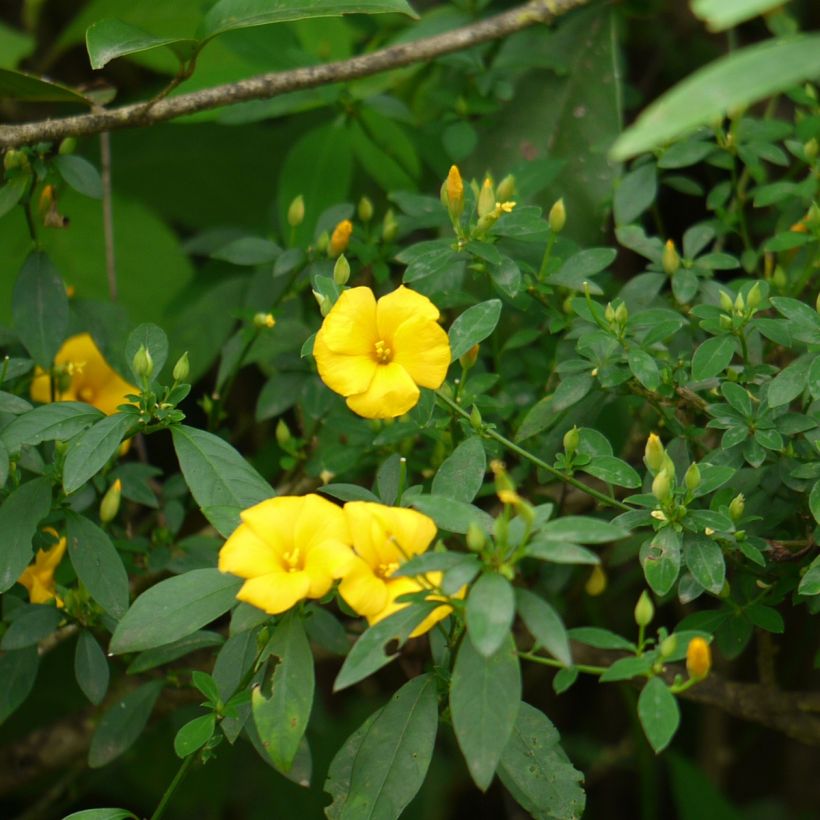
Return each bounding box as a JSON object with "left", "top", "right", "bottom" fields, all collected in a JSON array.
[
  {"left": 373, "top": 339, "right": 392, "bottom": 364},
  {"left": 282, "top": 547, "right": 302, "bottom": 572},
  {"left": 377, "top": 561, "right": 400, "bottom": 579}
]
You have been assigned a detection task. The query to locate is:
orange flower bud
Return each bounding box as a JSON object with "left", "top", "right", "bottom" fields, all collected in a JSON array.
[
  {"left": 686, "top": 636, "right": 711, "bottom": 679},
  {"left": 329, "top": 219, "right": 353, "bottom": 257}
]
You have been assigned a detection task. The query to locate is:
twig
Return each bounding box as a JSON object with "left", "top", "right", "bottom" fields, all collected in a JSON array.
[
  {"left": 99, "top": 130, "right": 117, "bottom": 300},
  {"left": 0, "top": 0, "right": 587, "bottom": 149}
]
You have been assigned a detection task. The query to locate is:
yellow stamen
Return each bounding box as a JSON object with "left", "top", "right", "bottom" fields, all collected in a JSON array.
[
  {"left": 377, "top": 561, "right": 400, "bottom": 579},
  {"left": 374, "top": 340, "right": 392, "bottom": 363},
  {"left": 282, "top": 547, "right": 301, "bottom": 572}
]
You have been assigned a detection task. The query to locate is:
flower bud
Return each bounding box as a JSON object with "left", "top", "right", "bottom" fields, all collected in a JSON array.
[
  {"left": 38, "top": 184, "right": 55, "bottom": 214},
  {"left": 172, "top": 352, "right": 190, "bottom": 382},
  {"left": 644, "top": 433, "right": 665, "bottom": 473},
  {"left": 772, "top": 266, "right": 787, "bottom": 291},
  {"left": 662, "top": 239, "right": 680, "bottom": 275},
  {"left": 659, "top": 634, "right": 678, "bottom": 659},
  {"left": 287, "top": 195, "right": 305, "bottom": 227},
  {"left": 734, "top": 292, "right": 745, "bottom": 314},
  {"left": 686, "top": 636, "right": 711, "bottom": 679},
  {"left": 614, "top": 302, "right": 628, "bottom": 325},
  {"left": 357, "top": 196, "right": 374, "bottom": 222},
  {"left": 253, "top": 312, "right": 276, "bottom": 329},
  {"left": 684, "top": 462, "right": 701, "bottom": 492},
  {"left": 563, "top": 426, "right": 580, "bottom": 456},
  {"left": 477, "top": 176, "right": 495, "bottom": 218},
  {"left": 746, "top": 281, "right": 761, "bottom": 312},
  {"left": 804, "top": 137, "right": 818, "bottom": 161},
  {"left": 99, "top": 478, "right": 122, "bottom": 523},
  {"left": 585, "top": 564, "right": 607, "bottom": 596},
  {"left": 466, "top": 521, "right": 486, "bottom": 552},
  {"left": 329, "top": 219, "right": 353, "bottom": 257},
  {"left": 315, "top": 231, "right": 329, "bottom": 254},
  {"left": 719, "top": 290, "right": 734, "bottom": 313},
  {"left": 132, "top": 345, "right": 153, "bottom": 380},
  {"left": 58, "top": 137, "right": 77, "bottom": 156},
  {"left": 729, "top": 493, "right": 745, "bottom": 521},
  {"left": 470, "top": 404, "right": 483, "bottom": 432},
  {"left": 495, "top": 174, "right": 515, "bottom": 202},
  {"left": 652, "top": 469, "right": 672, "bottom": 502},
  {"left": 333, "top": 253, "right": 351, "bottom": 286},
  {"left": 445, "top": 165, "right": 464, "bottom": 219},
  {"left": 634, "top": 590, "right": 655, "bottom": 627},
  {"left": 4, "top": 149, "right": 26, "bottom": 170},
  {"left": 382, "top": 208, "right": 398, "bottom": 242},
  {"left": 604, "top": 302, "right": 616, "bottom": 323},
  {"left": 548, "top": 198, "right": 566, "bottom": 233},
  {"left": 459, "top": 343, "right": 479, "bottom": 370},
  {"left": 275, "top": 419, "right": 291, "bottom": 447}
]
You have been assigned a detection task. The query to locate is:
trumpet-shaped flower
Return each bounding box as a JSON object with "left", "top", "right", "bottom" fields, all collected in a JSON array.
[
  {"left": 18, "top": 531, "right": 67, "bottom": 605},
  {"left": 313, "top": 286, "right": 451, "bottom": 419},
  {"left": 219, "top": 494, "right": 354, "bottom": 615},
  {"left": 30, "top": 333, "right": 137, "bottom": 415},
  {"left": 338, "top": 501, "right": 455, "bottom": 637}
]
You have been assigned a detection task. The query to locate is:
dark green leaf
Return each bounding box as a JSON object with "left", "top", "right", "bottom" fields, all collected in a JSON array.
[
  {"left": 627, "top": 348, "right": 661, "bottom": 390},
  {"left": 448, "top": 299, "right": 502, "bottom": 361},
  {"left": 767, "top": 354, "right": 811, "bottom": 407},
  {"left": 0, "top": 477, "right": 52, "bottom": 594},
  {"left": 432, "top": 436, "right": 486, "bottom": 503},
  {"left": 568, "top": 627, "right": 636, "bottom": 651},
  {"left": 599, "top": 655, "right": 655, "bottom": 682},
  {"left": 548, "top": 248, "right": 617, "bottom": 290},
  {"left": 0, "top": 66, "right": 91, "bottom": 103},
  {"left": 75, "top": 630, "right": 110, "bottom": 705},
  {"left": 540, "top": 516, "right": 628, "bottom": 544},
  {"left": 614, "top": 163, "right": 657, "bottom": 225},
  {"left": 62, "top": 810, "right": 137, "bottom": 820},
  {"left": 54, "top": 155, "right": 103, "bottom": 199},
  {"left": 125, "top": 322, "right": 168, "bottom": 382},
  {"left": 1, "top": 402, "right": 103, "bottom": 453},
  {"left": 683, "top": 535, "right": 726, "bottom": 595},
  {"left": 798, "top": 555, "right": 820, "bottom": 595},
  {"left": 174, "top": 714, "right": 216, "bottom": 758},
  {"left": 0, "top": 175, "right": 29, "bottom": 219},
  {"left": 637, "top": 677, "right": 680, "bottom": 753},
  {"left": 551, "top": 374, "right": 594, "bottom": 412},
  {"left": 128, "top": 630, "right": 224, "bottom": 674},
  {"left": 582, "top": 455, "right": 641, "bottom": 488},
  {"left": 211, "top": 236, "right": 281, "bottom": 265},
  {"left": 409, "top": 494, "right": 494, "bottom": 534},
  {"left": 516, "top": 588, "right": 571, "bottom": 666},
  {"left": 691, "top": 335, "right": 736, "bottom": 381},
  {"left": 0, "top": 646, "right": 38, "bottom": 724},
  {"left": 63, "top": 413, "right": 135, "bottom": 494},
  {"left": 86, "top": 18, "right": 197, "bottom": 70},
  {"left": 110, "top": 569, "right": 242, "bottom": 654},
  {"left": 640, "top": 528, "right": 682, "bottom": 596},
  {"left": 1, "top": 604, "right": 60, "bottom": 650},
  {"left": 466, "top": 572, "right": 515, "bottom": 657}
]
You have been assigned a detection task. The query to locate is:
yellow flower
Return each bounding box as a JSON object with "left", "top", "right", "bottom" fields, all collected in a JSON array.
[
  {"left": 18, "top": 530, "right": 67, "bottom": 605},
  {"left": 445, "top": 165, "right": 464, "bottom": 217},
  {"left": 313, "top": 285, "right": 451, "bottom": 419},
  {"left": 30, "top": 333, "right": 137, "bottom": 415},
  {"left": 686, "top": 636, "right": 712, "bottom": 679},
  {"left": 338, "top": 501, "right": 454, "bottom": 637},
  {"left": 329, "top": 219, "right": 353, "bottom": 256},
  {"left": 218, "top": 494, "right": 354, "bottom": 615}
]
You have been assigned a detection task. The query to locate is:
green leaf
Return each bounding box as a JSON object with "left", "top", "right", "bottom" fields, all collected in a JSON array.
[
  {"left": 1, "top": 402, "right": 103, "bottom": 454},
  {"left": 0, "top": 66, "right": 91, "bottom": 103},
  {"left": 581, "top": 455, "right": 642, "bottom": 488},
  {"left": 86, "top": 18, "right": 197, "bottom": 70},
  {"left": 1, "top": 604, "right": 60, "bottom": 650},
  {"left": 568, "top": 627, "right": 636, "bottom": 651},
  {"left": 174, "top": 714, "right": 216, "bottom": 758},
  {"left": 110, "top": 569, "right": 242, "bottom": 654},
  {"left": 63, "top": 810, "right": 137, "bottom": 820},
  {"left": 0, "top": 391, "right": 32, "bottom": 414},
  {"left": 66, "top": 512, "right": 130, "bottom": 619},
  {"left": 0, "top": 175, "right": 29, "bottom": 219},
  {"left": 54, "top": 155, "right": 103, "bottom": 199},
  {"left": 200, "top": 0, "right": 417, "bottom": 40},
  {"left": 211, "top": 236, "right": 281, "bottom": 266},
  {"left": 614, "top": 163, "right": 657, "bottom": 225},
  {"left": 627, "top": 348, "right": 661, "bottom": 390},
  {"left": 798, "top": 555, "right": 820, "bottom": 596},
  {"left": 550, "top": 374, "right": 594, "bottom": 412},
  {"left": 431, "top": 436, "right": 486, "bottom": 503},
  {"left": 12, "top": 251, "right": 69, "bottom": 368},
  {"left": 497, "top": 703, "right": 586, "bottom": 820},
  {"left": 0, "top": 646, "right": 38, "bottom": 724},
  {"left": 253, "top": 614, "right": 314, "bottom": 771},
  {"left": 612, "top": 35, "right": 820, "bottom": 160},
  {"left": 125, "top": 322, "right": 169, "bottom": 382},
  {"left": 466, "top": 572, "right": 515, "bottom": 657},
  {"left": 0, "top": 477, "right": 52, "bottom": 594},
  {"left": 128, "top": 630, "right": 224, "bottom": 674},
  {"left": 599, "top": 655, "right": 655, "bottom": 682},
  {"left": 525, "top": 540, "right": 600, "bottom": 565},
  {"left": 334, "top": 603, "right": 438, "bottom": 691},
  {"left": 450, "top": 634, "right": 521, "bottom": 791},
  {"left": 692, "top": 0, "right": 785, "bottom": 32},
  {"left": 75, "top": 630, "right": 110, "bottom": 705},
  {"left": 340, "top": 674, "right": 438, "bottom": 819},
  {"left": 767, "top": 354, "right": 811, "bottom": 407},
  {"left": 637, "top": 677, "right": 680, "bottom": 753},
  {"left": 516, "top": 588, "right": 572, "bottom": 666},
  {"left": 548, "top": 248, "right": 617, "bottom": 290},
  {"left": 409, "top": 494, "right": 494, "bottom": 534},
  {"left": 62, "top": 413, "right": 135, "bottom": 494},
  {"left": 448, "top": 299, "right": 502, "bottom": 362},
  {"left": 539, "top": 516, "right": 628, "bottom": 544},
  {"left": 640, "top": 528, "right": 682, "bottom": 596},
  {"left": 88, "top": 680, "right": 164, "bottom": 768},
  {"left": 810, "top": 480, "right": 820, "bottom": 526},
  {"left": 171, "top": 425, "right": 274, "bottom": 538},
  {"left": 683, "top": 534, "right": 726, "bottom": 595},
  {"left": 691, "top": 335, "right": 737, "bottom": 381}
]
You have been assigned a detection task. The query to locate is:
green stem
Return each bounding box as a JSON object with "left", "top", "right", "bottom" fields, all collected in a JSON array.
[
  {"left": 537, "top": 232, "right": 556, "bottom": 281},
  {"left": 435, "top": 390, "right": 632, "bottom": 512},
  {"left": 149, "top": 753, "right": 196, "bottom": 820},
  {"left": 519, "top": 650, "right": 607, "bottom": 676},
  {"left": 208, "top": 329, "right": 261, "bottom": 430}
]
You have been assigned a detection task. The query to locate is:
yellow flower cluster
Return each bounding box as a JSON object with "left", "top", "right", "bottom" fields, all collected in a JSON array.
[
  {"left": 30, "top": 333, "right": 137, "bottom": 415},
  {"left": 18, "top": 529, "right": 67, "bottom": 605},
  {"left": 313, "top": 285, "right": 451, "bottom": 419},
  {"left": 218, "top": 495, "right": 454, "bottom": 637}
]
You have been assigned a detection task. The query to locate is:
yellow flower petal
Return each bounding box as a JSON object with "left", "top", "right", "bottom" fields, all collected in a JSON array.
[
  {"left": 391, "top": 316, "right": 451, "bottom": 388},
  {"left": 218, "top": 523, "right": 283, "bottom": 578},
  {"left": 239, "top": 496, "right": 299, "bottom": 554},
  {"left": 338, "top": 556, "right": 390, "bottom": 617},
  {"left": 344, "top": 502, "right": 437, "bottom": 567},
  {"left": 376, "top": 286, "right": 439, "bottom": 341},
  {"left": 90, "top": 372, "right": 139, "bottom": 415},
  {"left": 369, "top": 575, "right": 453, "bottom": 638},
  {"left": 304, "top": 539, "right": 355, "bottom": 597},
  {"left": 313, "top": 331, "right": 377, "bottom": 397},
  {"left": 294, "top": 494, "right": 350, "bottom": 551},
  {"left": 237, "top": 571, "right": 311, "bottom": 615},
  {"left": 316, "top": 287, "right": 378, "bottom": 355},
  {"left": 345, "top": 362, "right": 419, "bottom": 419}
]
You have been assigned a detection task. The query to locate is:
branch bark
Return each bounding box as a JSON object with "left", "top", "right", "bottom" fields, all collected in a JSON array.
[{"left": 0, "top": 0, "right": 586, "bottom": 149}]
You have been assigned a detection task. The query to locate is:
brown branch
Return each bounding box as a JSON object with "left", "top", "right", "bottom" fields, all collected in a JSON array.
[{"left": 0, "top": 0, "right": 587, "bottom": 149}]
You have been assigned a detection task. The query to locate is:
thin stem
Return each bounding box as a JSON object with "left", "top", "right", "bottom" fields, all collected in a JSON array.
[
  {"left": 435, "top": 390, "right": 632, "bottom": 512},
  {"left": 519, "top": 650, "right": 608, "bottom": 676},
  {"left": 100, "top": 130, "right": 117, "bottom": 300},
  {"left": 149, "top": 753, "right": 196, "bottom": 820}
]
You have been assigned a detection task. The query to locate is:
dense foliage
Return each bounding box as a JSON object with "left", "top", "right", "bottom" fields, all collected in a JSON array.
[{"left": 0, "top": 1, "right": 818, "bottom": 818}]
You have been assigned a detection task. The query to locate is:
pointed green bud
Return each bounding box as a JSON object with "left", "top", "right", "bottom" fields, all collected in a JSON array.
[
  {"left": 634, "top": 590, "right": 655, "bottom": 627},
  {"left": 548, "top": 198, "right": 566, "bottom": 233},
  {"left": 652, "top": 469, "right": 672, "bottom": 502},
  {"left": 772, "top": 266, "right": 787, "bottom": 290},
  {"left": 253, "top": 312, "right": 276, "bottom": 329},
  {"left": 357, "top": 196, "right": 374, "bottom": 223},
  {"left": 382, "top": 208, "right": 398, "bottom": 242},
  {"left": 470, "top": 404, "right": 483, "bottom": 432},
  {"left": 746, "top": 281, "right": 761, "bottom": 312},
  {"left": 804, "top": 137, "right": 818, "bottom": 162},
  {"left": 287, "top": 195, "right": 305, "bottom": 227},
  {"left": 466, "top": 521, "right": 486, "bottom": 553},
  {"left": 333, "top": 253, "right": 351, "bottom": 286},
  {"left": 563, "top": 426, "right": 580, "bottom": 456},
  {"left": 604, "top": 302, "right": 616, "bottom": 323},
  {"left": 275, "top": 419, "right": 291, "bottom": 447},
  {"left": 729, "top": 493, "right": 745, "bottom": 521},
  {"left": 614, "top": 302, "right": 628, "bottom": 325},
  {"left": 659, "top": 634, "right": 678, "bottom": 659},
  {"left": 684, "top": 462, "right": 701, "bottom": 492},
  {"left": 662, "top": 240, "right": 680, "bottom": 275},
  {"left": 3, "top": 149, "right": 23, "bottom": 170},
  {"left": 644, "top": 433, "right": 665, "bottom": 473},
  {"left": 172, "top": 352, "right": 190, "bottom": 383},
  {"left": 477, "top": 176, "right": 495, "bottom": 218},
  {"left": 132, "top": 345, "right": 153, "bottom": 380},
  {"left": 719, "top": 290, "right": 734, "bottom": 313},
  {"left": 58, "top": 137, "right": 77, "bottom": 156},
  {"left": 495, "top": 174, "right": 516, "bottom": 202},
  {"left": 99, "top": 478, "right": 122, "bottom": 523},
  {"left": 734, "top": 292, "right": 745, "bottom": 314}
]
